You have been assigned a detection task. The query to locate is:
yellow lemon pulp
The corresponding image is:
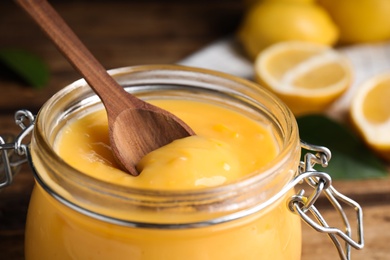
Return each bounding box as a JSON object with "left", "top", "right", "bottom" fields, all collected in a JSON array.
[
  {"left": 318, "top": 0, "right": 390, "bottom": 44},
  {"left": 363, "top": 80, "right": 390, "bottom": 123},
  {"left": 237, "top": 2, "right": 338, "bottom": 59},
  {"left": 255, "top": 41, "right": 352, "bottom": 115},
  {"left": 351, "top": 73, "right": 390, "bottom": 160}
]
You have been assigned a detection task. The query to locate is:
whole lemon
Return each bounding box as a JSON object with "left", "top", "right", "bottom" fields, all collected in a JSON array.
[
  {"left": 237, "top": 2, "right": 339, "bottom": 59},
  {"left": 318, "top": 0, "right": 390, "bottom": 44}
]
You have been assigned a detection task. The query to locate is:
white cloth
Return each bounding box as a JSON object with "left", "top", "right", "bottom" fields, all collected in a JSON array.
[{"left": 179, "top": 37, "right": 390, "bottom": 121}]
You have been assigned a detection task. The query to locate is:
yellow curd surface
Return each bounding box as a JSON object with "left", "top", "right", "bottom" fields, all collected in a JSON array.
[
  {"left": 25, "top": 99, "right": 301, "bottom": 260},
  {"left": 57, "top": 100, "right": 278, "bottom": 189}
]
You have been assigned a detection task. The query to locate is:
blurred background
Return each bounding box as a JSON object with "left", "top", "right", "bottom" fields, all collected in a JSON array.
[{"left": 0, "top": 0, "right": 244, "bottom": 113}]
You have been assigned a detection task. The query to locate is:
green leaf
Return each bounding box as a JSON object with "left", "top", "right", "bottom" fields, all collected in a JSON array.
[
  {"left": 0, "top": 48, "right": 49, "bottom": 89},
  {"left": 297, "top": 114, "right": 388, "bottom": 180}
]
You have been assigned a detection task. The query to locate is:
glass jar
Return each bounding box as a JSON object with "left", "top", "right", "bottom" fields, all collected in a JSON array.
[
  {"left": 26, "top": 64, "right": 302, "bottom": 259},
  {"left": 0, "top": 65, "right": 363, "bottom": 260}
]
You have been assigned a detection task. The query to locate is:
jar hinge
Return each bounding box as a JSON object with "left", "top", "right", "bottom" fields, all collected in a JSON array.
[
  {"left": 288, "top": 140, "right": 364, "bottom": 260},
  {"left": 0, "top": 110, "right": 35, "bottom": 189}
]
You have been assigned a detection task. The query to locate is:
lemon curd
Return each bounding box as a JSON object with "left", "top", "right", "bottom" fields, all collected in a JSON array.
[
  {"left": 24, "top": 66, "right": 302, "bottom": 260},
  {"left": 57, "top": 100, "right": 278, "bottom": 190}
]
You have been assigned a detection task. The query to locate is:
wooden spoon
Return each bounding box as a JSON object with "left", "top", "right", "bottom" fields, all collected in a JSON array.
[{"left": 16, "top": 0, "right": 195, "bottom": 176}]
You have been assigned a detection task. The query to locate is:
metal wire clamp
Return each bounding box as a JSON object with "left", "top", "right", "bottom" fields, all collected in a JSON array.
[
  {"left": 288, "top": 140, "right": 364, "bottom": 260},
  {"left": 0, "top": 110, "right": 35, "bottom": 188}
]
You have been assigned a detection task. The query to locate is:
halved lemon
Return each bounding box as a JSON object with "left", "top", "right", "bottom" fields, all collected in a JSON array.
[
  {"left": 350, "top": 73, "right": 390, "bottom": 161},
  {"left": 254, "top": 41, "right": 352, "bottom": 115}
]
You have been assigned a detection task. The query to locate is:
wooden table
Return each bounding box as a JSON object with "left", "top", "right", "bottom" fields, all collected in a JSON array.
[{"left": 0, "top": 1, "right": 389, "bottom": 259}]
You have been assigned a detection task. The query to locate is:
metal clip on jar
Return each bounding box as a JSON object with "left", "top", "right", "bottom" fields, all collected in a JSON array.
[{"left": 0, "top": 65, "right": 363, "bottom": 260}]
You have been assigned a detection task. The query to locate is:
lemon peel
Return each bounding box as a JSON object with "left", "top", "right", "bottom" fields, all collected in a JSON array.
[
  {"left": 237, "top": 2, "right": 339, "bottom": 59},
  {"left": 318, "top": 0, "right": 390, "bottom": 44}
]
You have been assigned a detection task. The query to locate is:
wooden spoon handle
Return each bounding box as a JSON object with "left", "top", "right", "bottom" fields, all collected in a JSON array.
[{"left": 15, "top": 0, "right": 135, "bottom": 108}]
